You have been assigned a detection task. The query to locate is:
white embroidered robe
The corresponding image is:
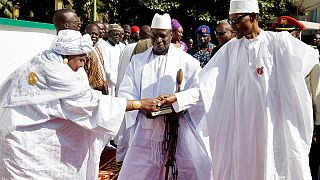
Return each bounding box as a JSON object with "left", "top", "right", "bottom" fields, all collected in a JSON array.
[{"left": 0, "top": 50, "right": 126, "bottom": 179}]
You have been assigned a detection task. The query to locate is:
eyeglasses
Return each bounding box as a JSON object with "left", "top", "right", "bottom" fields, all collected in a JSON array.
[
  {"left": 227, "top": 14, "right": 249, "bottom": 25},
  {"left": 214, "top": 31, "right": 228, "bottom": 36},
  {"left": 67, "top": 19, "right": 82, "bottom": 25},
  {"left": 151, "top": 33, "right": 170, "bottom": 40}
]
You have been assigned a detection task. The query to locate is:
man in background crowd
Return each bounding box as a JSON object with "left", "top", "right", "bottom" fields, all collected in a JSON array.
[
  {"left": 103, "top": 22, "right": 109, "bottom": 41},
  {"left": 122, "top": 24, "right": 134, "bottom": 45},
  {"left": 53, "top": 9, "right": 81, "bottom": 33},
  {"left": 104, "top": 24, "right": 126, "bottom": 96},
  {"left": 139, "top": 25, "right": 152, "bottom": 40},
  {"left": 93, "top": 21, "right": 107, "bottom": 40},
  {"left": 188, "top": 25, "right": 215, "bottom": 67},
  {"left": 314, "top": 33, "right": 320, "bottom": 53},
  {"left": 211, "top": 19, "right": 234, "bottom": 57},
  {"left": 130, "top": 25, "right": 140, "bottom": 42},
  {"left": 185, "top": 36, "right": 194, "bottom": 49},
  {"left": 84, "top": 23, "right": 109, "bottom": 95},
  {"left": 274, "top": 16, "right": 305, "bottom": 39}
]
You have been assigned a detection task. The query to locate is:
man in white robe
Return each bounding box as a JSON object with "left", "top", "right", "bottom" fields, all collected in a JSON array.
[
  {"left": 101, "top": 24, "right": 126, "bottom": 97},
  {"left": 0, "top": 30, "right": 159, "bottom": 179},
  {"left": 116, "top": 42, "right": 137, "bottom": 94},
  {"left": 114, "top": 42, "right": 137, "bottom": 163},
  {"left": 198, "top": 0, "right": 319, "bottom": 179},
  {"left": 116, "top": 25, "right": 152, "bottom": 94},
  {"left": 118, "top": 13, "right": 212, "bottom": 180},
  {"left": 115, "top": 25, "right": 153, "bottom": 164}
]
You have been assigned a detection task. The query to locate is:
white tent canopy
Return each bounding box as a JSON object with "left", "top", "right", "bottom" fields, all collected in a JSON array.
[
  {"left": 293, "top": 0, "right": 320, "bottom": 11},
  {"left": 300, "top": 20, "right": 320, "bottom": 29}
]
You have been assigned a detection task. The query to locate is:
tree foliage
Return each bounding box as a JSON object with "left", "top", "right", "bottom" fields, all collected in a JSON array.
[
  {"left": 258, "top": 0, "right": 304, "bottom": 28},
  {"left": 72, "top": 0, "right": 309, "bottom": 37},
  {"left": 0, "top": 0, "right": 13, "bottom": 18},
  {"left": 0, "top": 0, "right": 308, "bottom": 36}
]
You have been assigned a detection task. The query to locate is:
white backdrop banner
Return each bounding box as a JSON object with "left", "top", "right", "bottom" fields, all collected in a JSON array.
[{"left": 0, "top": 28, "right": 55, "bottom": 83}]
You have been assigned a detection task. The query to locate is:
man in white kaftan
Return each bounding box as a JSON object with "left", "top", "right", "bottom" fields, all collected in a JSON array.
[
  {"left": 102, "top": 24, "right": 126, "bottom": 96},
  {"left": 115, "top": 27, "right": 153, "bottom": 163},
  {"left": 114, "top": 42, "right": 137, "bottom": 163},
  {"left": 116, "top": 42, "right": 137, "bottom": 95},
  {"left": 0, "top": 30, "right": 159, "bottom": 179},
  {"left": 117, "top": 13, "right": 212, "bottom": 180},
  {"left": 197, "top": 0, "right": 319, "bottom": 179}
]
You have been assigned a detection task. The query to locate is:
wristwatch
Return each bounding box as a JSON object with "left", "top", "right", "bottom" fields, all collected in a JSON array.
[{"left": 132, "top": 100, "right": 141, "bottom": 110}]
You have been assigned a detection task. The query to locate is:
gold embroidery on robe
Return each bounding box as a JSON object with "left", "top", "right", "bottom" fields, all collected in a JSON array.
[{"left": 28, "top": 72, "right": 38, "bottom": 86}]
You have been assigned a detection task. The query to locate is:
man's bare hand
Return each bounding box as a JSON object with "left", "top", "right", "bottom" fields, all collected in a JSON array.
[
  {"left": 156, "top": 94, "right": 177, "bottom": 106},
  {"left": 140, "top": 98, "right": 161, "bottom": 112}
]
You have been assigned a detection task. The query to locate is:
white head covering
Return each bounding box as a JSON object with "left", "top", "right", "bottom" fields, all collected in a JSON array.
[
  {"left": 151, "top": 13, "right": 172, "bottom": 30},
  {"left": 229, "top": 0, "right": 259, "bottom": 14},
  {"left": 52, "top": 30, "right": 93, "bottom": 55}
]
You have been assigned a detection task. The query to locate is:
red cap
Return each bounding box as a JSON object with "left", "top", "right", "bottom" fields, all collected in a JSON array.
[
  {"left": 275, "top": 16, "right": 305, "bottom": 31},
  {"left": 131, "top": 26, "right": 140, "bottom": 33}
]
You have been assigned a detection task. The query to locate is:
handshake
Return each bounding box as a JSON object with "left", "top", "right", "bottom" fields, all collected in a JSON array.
[
  {"left": 129, "top": 94, "right": 177, "bottom": 118},
  {"left": 140, "top": 94, "right": 177, "bottom": 111}
]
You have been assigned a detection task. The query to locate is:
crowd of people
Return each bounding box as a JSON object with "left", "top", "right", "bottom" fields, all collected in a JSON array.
[{"left": 0, "top": 0, "right": 320, "bottom": 179}]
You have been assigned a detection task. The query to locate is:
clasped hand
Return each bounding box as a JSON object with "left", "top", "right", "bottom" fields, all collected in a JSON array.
[
  {"left": 156, "top": 94, "right": 177, "bottom": 107},
  {"left": 139, "top": 94, "right": 177, "bottom": 112}
]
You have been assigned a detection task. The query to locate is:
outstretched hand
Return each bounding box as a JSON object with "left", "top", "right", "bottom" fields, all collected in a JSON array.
[{"left": 156, "top": 94, "right": 177, "bottom": 106}]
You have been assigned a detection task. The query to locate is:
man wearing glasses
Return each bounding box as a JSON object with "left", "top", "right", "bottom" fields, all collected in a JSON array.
[
  {"left": 314, "top": 33, "right": 320, "bottom": 54},
  {"left": 211, "top": 19, "right": 234, "bottom": 57},
  {"left": 53, "top": 9, "right": 82, "bottom": 34},
  {"left": 197, "top": 0, "right": 319, "bottom": 179}
]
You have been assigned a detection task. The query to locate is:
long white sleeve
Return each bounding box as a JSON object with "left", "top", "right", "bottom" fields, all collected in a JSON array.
[
  {"left": 60, "top": 89, "right": 126, "bottom": 136},
  {"left": 172, "top": 87, "right": 200, "bottom": 112}
]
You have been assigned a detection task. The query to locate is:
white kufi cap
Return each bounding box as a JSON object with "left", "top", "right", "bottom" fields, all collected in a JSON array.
[
  {"left": 151, "top": 13, "right": 172, "bottom": 30},
  {"left": 53, "top": 30, "right": 93, "bottom": 55},
  {"left": 229, "top": 0, "right": 259, "bottom": 14}
]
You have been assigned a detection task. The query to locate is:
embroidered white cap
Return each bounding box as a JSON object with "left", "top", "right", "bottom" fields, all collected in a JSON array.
[
  {"left": 229, "top": 0, "right": 259, "bottom": 14},
  {"left": 151, "top": 13, "right": 172, "bottom": 30},
  {"left": 109, "top": 23, "right": 122, "bottom": 31}
]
